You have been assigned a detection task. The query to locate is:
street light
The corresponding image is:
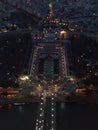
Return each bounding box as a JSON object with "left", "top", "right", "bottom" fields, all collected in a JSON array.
[{"left": 19, "top": 75, "right": 29, "bottom": 81}]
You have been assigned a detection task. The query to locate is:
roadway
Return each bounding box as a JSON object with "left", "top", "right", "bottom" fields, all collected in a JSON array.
[{"left": 35, "top": 92, "right": 56, "bottom": 130}]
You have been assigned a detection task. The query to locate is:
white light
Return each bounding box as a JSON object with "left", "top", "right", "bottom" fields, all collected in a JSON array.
[
  {"left": 40, "top": 108, "right": 43, "bottom": 111},
  {"left": 52, "top": 103, "right": 54, "bottom": 105},
  {"left": 52, "top": 108, "right": 54, "bottom": 111},
  {"left": 36, "top": 122, "right": 38, "bottom": 125},
  {"left": 41, "top": 102, "right": 43, "bottom": 105},
  {"left": 42, "top": 120, "right": 44, "bottom": 122},
  {"left": 40, "top": 114, "right": 42, "bottom": 117},
  {"left": 52, "top": 114, "right": 54, "bottom": 117},
  {"left": 39, "top": 121, "right": 41, "bottom": 123},
  {"left": 52, "top": 98, "right": 54, "bottom": 100},
  {"left": 51, "top": 121, "right": 54, "bottom": 124},
  {"left": 41, "top": 97, "right": 44, "bottom": 100}
]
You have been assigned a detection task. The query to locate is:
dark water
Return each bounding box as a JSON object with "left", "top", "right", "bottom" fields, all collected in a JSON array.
[
  {"left": 0, "top": 103, "right": 98, "bottom": 130},
  {"left": 56, "top": 103, "right": 98, "bottom": 130}
]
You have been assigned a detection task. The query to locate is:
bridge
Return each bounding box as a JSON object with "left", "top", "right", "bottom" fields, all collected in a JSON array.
[{"left": 35, "top": 91, "right": 56, "bottom": 130}]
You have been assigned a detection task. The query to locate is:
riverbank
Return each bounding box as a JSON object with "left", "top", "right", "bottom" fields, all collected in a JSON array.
[
  {"left": 0, "top": 98, "right": 39, "bottom": 105},
  {"left": 0, "top": 97, "right": 98, "bottom": 105}
]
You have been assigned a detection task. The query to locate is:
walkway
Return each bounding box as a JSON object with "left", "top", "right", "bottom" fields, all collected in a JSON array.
[{"left": 35, "top": 92, "right": 56, "bottom": 130}]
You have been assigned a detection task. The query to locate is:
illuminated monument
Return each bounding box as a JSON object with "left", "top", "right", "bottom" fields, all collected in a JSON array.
[
  {"left": 19, "top": 3, "right": 69, "bottom": 86},
  {"left": 28, "top": 3, "right": 69, "bottom": 81}
]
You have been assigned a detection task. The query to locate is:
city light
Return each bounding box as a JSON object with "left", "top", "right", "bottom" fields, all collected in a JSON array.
[
  {"left": 60, "top": 30, "right": 67, "bottom": 39},
  {"left": 41, "top": 102, "right": 43, "bottom": 105},
  {"left": 0, "top": 1, "right": 97, "bottom": 130},
  {"left": 52, "top": 108, "right": 54, "bottom": 111},
  {"left": 52, "top": 114, "right": 54, "bottom": 117},
  {"left": 52, "top": 98, "right": 54, "bottom": 100},
  {"left": 69, "top": 77, "right": 74, "bottom": 81},
  {"left": 19, "top": 75, "right": 29, "bottom": 81}
]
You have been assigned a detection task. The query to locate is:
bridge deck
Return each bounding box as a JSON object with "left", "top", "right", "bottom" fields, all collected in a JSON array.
[{"left": 35, "top": 92, "right": 56, "bottom": 130}]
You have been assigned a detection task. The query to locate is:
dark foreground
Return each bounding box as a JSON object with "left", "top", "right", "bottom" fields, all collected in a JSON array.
[{"left": 0, "top": 103, "right": 98, "bottom": 130}]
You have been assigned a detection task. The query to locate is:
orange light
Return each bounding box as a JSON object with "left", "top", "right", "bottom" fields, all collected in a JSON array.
[
  {"left": 60, "top": 30, "right": 67, "bottom": 35},
  {"left": 60, "top": 30, "right": 67, "bottom": 39}
]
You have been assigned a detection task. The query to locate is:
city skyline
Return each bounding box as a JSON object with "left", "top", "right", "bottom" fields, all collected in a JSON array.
[{"left": 0, "top": 1, "right": 98, "bottom": 130}]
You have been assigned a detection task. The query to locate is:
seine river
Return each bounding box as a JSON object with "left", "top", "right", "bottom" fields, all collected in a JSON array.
[{"left": 0, "top": 103, "right": 98, "bottom": 130}]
